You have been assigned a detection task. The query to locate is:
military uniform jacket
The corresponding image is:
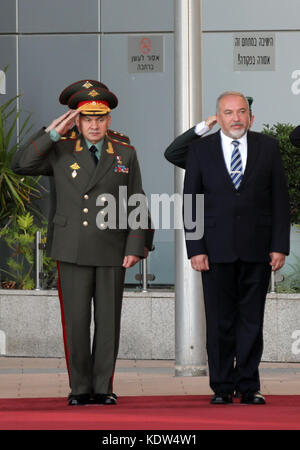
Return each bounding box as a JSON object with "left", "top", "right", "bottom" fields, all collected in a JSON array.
[{"left": 12, "top": 129, "right": 150, "bottom": 266}]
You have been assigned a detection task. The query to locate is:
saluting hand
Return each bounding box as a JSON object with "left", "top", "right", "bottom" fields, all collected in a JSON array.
[
  {"left": 45, "top": 109, "right": 80, "bottom": 136},
  {"left": 205, "top": 115, "right": 217, "bottom": 130}
]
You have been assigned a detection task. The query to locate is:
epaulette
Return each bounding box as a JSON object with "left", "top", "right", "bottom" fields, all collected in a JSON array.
[
  {"left": 108, "top": 135, "right": 135, "bottom": 150},
  {"left": 107, "top": 129, "right": 130, "bottom": 144}
]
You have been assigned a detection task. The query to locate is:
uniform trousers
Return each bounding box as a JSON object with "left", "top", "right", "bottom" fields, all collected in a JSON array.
[
  {"left": 201, "top": 259, "right": 271, "bottom": 395},
  {"left": 57, "top": 262, "right": 125, "bottom": 395}
]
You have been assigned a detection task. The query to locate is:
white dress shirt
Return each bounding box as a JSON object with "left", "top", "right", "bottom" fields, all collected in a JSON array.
[
  {"left": 195, "top": 121, "right": 210, "bottom": 136},
  {"left": 194, "top": 122, "right": 248, "bottom": 175}
]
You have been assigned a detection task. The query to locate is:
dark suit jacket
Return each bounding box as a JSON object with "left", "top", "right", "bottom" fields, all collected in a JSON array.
[
  {"left": 175, "top": 129, "right": 290, "bottom": 263},
  {"left": 164, "top": 128, "right": 199, "bottom": 169},
  {"left": 12, "top": 129, "right": 153, "bottom": 266},
  {"left": 289, "top": 125, "right": 300, "bottom": 147}
]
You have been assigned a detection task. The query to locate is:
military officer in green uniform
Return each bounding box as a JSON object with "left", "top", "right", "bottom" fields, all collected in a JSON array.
[{"left": 12, "top": 82, "right": 154, "bottom": 406}]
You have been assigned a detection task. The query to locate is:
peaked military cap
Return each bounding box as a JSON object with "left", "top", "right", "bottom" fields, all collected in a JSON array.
[
  {"left": 59, "top": 79, "right": 109, "bottom": 105},
  {"left": 246, "top": 96, "right": 253, "bottom": 105},
  {"left": 68, "top": 87, "right": 118, "bottom": 115},
  {"left": 246, "top": 96, "right": 253, "bottom": 112}
]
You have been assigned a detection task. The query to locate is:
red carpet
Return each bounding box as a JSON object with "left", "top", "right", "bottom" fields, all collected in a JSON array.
[{"left": 0, "top": 395, "right": 299, "bottom": 430}]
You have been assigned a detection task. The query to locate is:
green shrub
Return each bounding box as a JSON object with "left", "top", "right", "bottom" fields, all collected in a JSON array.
[
  {"left": 0, "top": 212, "right": 56, "bottom": 289},
  {"left": 263, "top": 123, "right": 300, "bottom": 224},
  {"left": 0, "top": 67, "right": 42, "bottom": 226}
]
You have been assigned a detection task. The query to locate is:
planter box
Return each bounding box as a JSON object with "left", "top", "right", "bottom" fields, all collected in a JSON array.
[
  {"left": 263, "top": 293, "right": 300, "bottom": 361},
  {"left": 0, "top": 289, "right": 299, "bottom": 362}
]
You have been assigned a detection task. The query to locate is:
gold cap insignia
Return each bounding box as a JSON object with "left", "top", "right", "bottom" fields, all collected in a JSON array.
[
  {"left": 88, "top": 89, "right": 99, "bottom": 98},
  {"left": 78, "top": 101, "right": 111, "bottom": 115},
  {"left": 82, "top": 81, "right": 93, "bottom": 89}
]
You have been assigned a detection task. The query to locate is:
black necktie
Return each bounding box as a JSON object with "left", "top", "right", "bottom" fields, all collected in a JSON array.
[{"left": 89, "top": 145, "right": 98, "bottom": 165}]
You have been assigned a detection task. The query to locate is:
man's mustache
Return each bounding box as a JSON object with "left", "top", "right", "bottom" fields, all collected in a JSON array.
[{"left": 230, "top": 122, "right": 244, "bottom": 127}]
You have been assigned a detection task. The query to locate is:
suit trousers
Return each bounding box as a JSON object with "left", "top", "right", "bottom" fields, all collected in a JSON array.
[
  {"left": 201, "top": 260, "right": 271, "bottom": 394},
  {"left": 57, "top": 262, "right": 125, "bottom": 395}
]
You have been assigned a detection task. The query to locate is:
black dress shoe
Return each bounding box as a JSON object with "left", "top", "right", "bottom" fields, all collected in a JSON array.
[
  {"left": 240, "top": 391, "right": 266, "bottom": 405},
  {"left": 68, "top": 393, "right": 91, "bottom": 406},
  {"left": 210, "top": 393, "right": 233, "bottom": 405},
  {"left": 234, "top": 390, "right": 241, "bottom": 398},
  {"left": 93, "top": 393, "right": 118, "bottom": 405}
]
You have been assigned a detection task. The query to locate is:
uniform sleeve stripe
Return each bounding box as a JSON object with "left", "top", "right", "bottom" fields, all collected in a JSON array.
[{"left": 30, "top": 138, "right": 44, "bottom": 156}]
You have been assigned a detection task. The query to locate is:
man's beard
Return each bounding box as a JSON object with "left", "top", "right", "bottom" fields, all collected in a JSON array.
[{"left": 228, "top": 122, "right": 247, "bottom": 139}]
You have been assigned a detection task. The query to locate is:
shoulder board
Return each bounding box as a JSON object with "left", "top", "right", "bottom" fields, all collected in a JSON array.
[
  {"left": 60, "top": 136, "right": 77, "bottom": 141},
  {"left": 61, "top": 129, "right": 78, "bottom": 140},
  {"left": 108, "top": 136, "right": 135, "bottom": 150},
  {"left": 60, "top": 137, "right": 77, "bottom": 141},
  {"left": 107, "top": 129, "right": 130, "bottom": 144}
]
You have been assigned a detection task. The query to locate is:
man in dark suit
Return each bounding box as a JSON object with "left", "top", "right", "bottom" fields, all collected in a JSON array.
[
  {"left": 12, "top": 82, "right": 154, "bottom": 406},
  {"left": 165, "top": 91, "right": 290, "bottom": 404}
]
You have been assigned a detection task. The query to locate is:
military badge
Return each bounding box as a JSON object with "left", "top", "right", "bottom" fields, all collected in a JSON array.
[{"left": 70, "top": 162, "right": 80, "bottom": 178}]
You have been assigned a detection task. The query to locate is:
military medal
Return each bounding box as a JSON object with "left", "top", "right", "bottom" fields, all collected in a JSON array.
[
  {"left": 70, "top": 162, "right": 80, "bottom": 178},
  {"left": 114, "top": 165, "right": 129, "bottom": 173},
  {"left": 114, "top": 156, "right": 128, "bottom": 173}
]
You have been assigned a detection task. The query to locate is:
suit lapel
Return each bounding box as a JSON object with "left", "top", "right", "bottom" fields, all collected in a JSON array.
[
  {"left": 210, "top": 130, "right": 260, "bottom": 191},
  {"left": 72, "top": 136, "right": 96, "bottom": 176},
  {"left": 210, "top": 131, "right": 236, "bottom": 190},
  {"left": 240, "top": 131, "right": 260, "bottom": 188}
]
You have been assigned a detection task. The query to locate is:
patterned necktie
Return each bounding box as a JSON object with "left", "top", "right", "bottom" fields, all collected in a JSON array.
[
  {"left": 230, "top": 140, "right": 243, "bottom": 189},
  {"left": 89, "top": 145, "right": 98, "bottom": 165}
]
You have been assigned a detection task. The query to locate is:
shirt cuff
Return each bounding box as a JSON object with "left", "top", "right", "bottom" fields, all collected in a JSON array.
[
  {"left": 49, "top": 129, "right": 61, "bottom": 142},
  {"left": 194, "top": 121, "right": 210, "bottom": 136}
]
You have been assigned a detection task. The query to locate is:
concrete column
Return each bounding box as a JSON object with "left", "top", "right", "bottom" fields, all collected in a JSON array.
[{"left": 174, "top": 0, "right": 207, "bottom": 376}]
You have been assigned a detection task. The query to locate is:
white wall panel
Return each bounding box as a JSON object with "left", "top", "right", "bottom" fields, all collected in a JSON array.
[
  {"left": 101, "top": 0, "right": 173, "bottom": 32},
  {"left": 19, "top": 0, "right": 99, "bottom": 33},
  {"left": 203, "top": 0, "right": 300, "bottom": 31}
]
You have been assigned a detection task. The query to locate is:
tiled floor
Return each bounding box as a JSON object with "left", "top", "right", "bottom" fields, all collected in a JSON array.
[{"left": 0, "top": 357, "right": 300, "bottom": 399}]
